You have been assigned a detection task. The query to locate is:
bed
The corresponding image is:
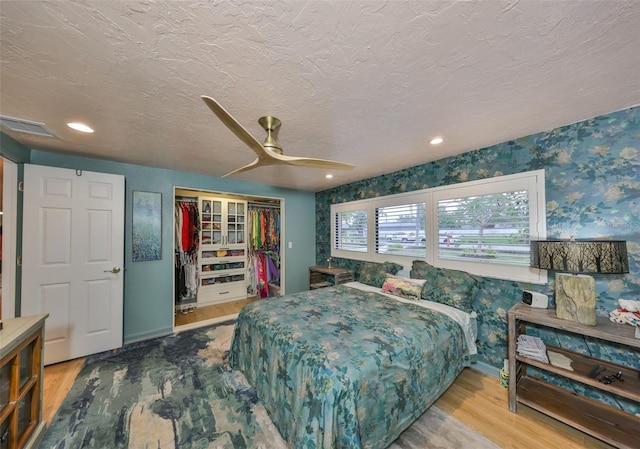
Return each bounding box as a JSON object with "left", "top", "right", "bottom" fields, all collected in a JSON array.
[{"left": 229, "top": 277, "right": 478, "bottom": 449}]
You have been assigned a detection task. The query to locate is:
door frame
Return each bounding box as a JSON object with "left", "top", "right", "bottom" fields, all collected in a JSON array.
[
  {"left": 1, "top": 158, "right": 17, "bottom": 319},
  {"left": 173, "top": 186, "right": 285, "bottom": 331}
]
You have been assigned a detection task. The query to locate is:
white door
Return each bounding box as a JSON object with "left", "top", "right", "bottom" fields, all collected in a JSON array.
[{"left": 21, "top": 164, "right": 125, "bottom": 365}]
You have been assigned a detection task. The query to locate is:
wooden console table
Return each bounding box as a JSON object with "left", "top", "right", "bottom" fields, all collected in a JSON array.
[{"left": 508, "top": 303, "right": 639, "bottom": 449}]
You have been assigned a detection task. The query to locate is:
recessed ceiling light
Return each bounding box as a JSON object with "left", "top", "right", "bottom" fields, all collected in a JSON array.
[
  {"left": 325, "top": 174, "right": 333, "bottom": 179},
  {"left": 429, "top": 137, "right": 443, "bottom": 145},
  {"left": 67, "top": 122, "right": 94, "bottom": 133}
]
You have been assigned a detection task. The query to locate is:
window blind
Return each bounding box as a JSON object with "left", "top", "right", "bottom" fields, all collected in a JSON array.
[
  {"left": 334, "top": 209, "right": 367, "bottom": 252},
  {"left": 437, "top": 190, "right": 530, "bottom": 265}
]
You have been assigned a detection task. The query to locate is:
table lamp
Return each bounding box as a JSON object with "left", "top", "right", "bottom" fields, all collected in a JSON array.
[{"left": 530, "top": 239, "right": 629, "bottom": 325}]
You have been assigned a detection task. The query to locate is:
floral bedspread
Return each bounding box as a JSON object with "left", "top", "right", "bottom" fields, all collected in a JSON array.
[{"left": 229, "top": 284, "right": 471, "bottom": 449}]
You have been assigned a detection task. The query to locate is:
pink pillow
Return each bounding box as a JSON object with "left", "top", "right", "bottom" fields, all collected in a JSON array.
[{"left": 381, "top": 275, "right": 426, "bottom": 301}]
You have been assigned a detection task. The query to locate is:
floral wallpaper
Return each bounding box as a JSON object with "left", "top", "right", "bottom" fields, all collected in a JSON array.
[{"left": 315, "top": 106, "right": 639, "bottom": 413}]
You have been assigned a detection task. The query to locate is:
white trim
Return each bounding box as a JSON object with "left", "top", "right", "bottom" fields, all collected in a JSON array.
[
  {"left": 470, "top": 360, "right": 501, "bottom": 379},
  {"left": 1, "top": 159, "right": 17, "bottom": 319}
]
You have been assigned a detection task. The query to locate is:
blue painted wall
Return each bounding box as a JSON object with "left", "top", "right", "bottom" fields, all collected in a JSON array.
[
  {"left": 0, "top": 133, "right": 31, "bottom": 163},
  {"left": 2, "top": 143, "right": 316, "bottom": 343}
]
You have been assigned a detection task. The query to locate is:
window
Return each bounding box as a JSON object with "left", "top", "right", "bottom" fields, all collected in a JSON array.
[
  {"left": 331, "top": 170, "right": 546, "bottom": 283},
  {"left": 334, "top": 209, "right": 368, "bottom": 252},
  {"left": 437, "top": 191, "right": 529, "bottom": 265},
  {"left": 376, "top": 202, "right": 426, "bottom": 257}
]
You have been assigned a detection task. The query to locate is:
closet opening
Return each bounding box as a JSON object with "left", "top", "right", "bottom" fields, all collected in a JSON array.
[{"left": 173, "top": 187, "right": 283, "bottom": 331}]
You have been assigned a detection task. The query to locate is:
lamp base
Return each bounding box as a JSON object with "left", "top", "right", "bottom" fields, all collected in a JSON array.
[{"left": 555, "top": 273, "right": 596, "bottom": 326}]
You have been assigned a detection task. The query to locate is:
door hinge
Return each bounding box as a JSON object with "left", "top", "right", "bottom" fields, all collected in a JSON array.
[
  {"left": 18, "top": 181, "right": 24, "bottom": 191},
  {"left": 17, "top": 256, "right": 22, "bottom": 266}
]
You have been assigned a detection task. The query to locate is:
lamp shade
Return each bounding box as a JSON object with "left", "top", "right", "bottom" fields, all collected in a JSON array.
[{"left": 530, "top": 239, "right": 629, "bottom": 274}]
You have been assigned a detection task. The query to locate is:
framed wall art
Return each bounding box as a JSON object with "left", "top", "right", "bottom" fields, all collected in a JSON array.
[{"left": 132, "top": 191, "right": 162, "bottom": 262}]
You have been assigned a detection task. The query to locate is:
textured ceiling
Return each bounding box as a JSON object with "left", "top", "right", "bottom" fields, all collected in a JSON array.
[{"left": 1, "top": 1, "right": 639, "bottom": 192}]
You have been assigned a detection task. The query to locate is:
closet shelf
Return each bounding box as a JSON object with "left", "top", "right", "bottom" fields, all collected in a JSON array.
[{"left": 198, "top": 197, "right": 248, "bottom": 307}]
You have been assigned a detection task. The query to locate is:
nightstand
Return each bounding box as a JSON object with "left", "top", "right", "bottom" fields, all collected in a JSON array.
[{"left": 309, "top": 266, "right": 354, "bottom": 290}]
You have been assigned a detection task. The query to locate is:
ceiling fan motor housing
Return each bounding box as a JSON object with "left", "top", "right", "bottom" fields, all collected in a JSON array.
[{"left": 258, "top": 116, "right": 283, "bottom": 154}]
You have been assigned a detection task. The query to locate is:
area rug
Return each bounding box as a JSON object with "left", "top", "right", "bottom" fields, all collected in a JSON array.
[{"left": 41, "top": 320, "right": 501, "bottom": 449}]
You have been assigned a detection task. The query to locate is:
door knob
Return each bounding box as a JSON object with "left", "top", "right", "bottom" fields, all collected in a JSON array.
[{"left": 104, "top": 266, "right": 121, "bottom": 273}]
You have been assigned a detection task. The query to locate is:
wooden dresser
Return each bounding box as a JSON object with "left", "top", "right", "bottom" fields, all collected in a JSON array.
[{"left": 0, "top": 314, "right": 48, "bottom": 449}]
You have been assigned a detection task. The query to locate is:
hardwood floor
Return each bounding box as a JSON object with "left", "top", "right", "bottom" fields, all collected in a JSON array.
[
  {"left": 43, "top": 299, "right": 616, "bottom": 449},
  {"left": 174, "top": 297, "right": 258, "bottom": 327},
  {"left": 434, "top": 369, "right": 614, "bottom": 449},
  {"left": 42, "top": 357, "right": 85, "bottom": 425}
]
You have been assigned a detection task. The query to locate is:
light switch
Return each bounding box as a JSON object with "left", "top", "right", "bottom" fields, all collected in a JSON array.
[{"left": 288, "top": 241, "right": 293, "bottom": 249}]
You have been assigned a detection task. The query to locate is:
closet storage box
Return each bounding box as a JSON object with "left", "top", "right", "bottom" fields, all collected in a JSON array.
[{"left": 198, "top": 197, "right": 248, "bottom": 306}]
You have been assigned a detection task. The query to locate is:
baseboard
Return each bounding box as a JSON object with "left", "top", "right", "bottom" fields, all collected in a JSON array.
[
  {"left": 471, "top": 360, "right": 501, "bottom": 378},
  {"left": 124, "top": 326, "right": 174, "bottom": 345}
]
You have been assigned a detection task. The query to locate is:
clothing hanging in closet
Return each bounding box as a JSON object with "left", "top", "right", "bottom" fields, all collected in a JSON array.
[
  {"left": 247, "top": 205, "right": 281, "bottom": 298},
  {"left": 175, "top": 199, "right": 200, "bottom": 304},
  {"left": 250, "top": 207, "right": 280, "bottom": 250}
]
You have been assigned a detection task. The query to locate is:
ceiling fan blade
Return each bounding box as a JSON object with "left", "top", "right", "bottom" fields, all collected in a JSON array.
[
  {"left": 203, "top": 95, "right": 354, "bottom": 177},
  {"left": 201, "top": 96, "right": 270, "bottom": 158},
  {"left": 220, "top": 158, "right": 266, "bottom": 178},
  {"left": 271, "top": 153, "right": 355, "bottom": 171}
]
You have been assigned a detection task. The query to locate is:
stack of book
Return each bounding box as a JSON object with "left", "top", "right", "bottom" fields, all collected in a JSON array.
[{"left": 516, "top": 334, "right": 549, "bottom": 363}]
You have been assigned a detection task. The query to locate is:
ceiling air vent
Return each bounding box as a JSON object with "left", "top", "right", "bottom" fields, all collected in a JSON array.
[{"left": 0, "top": 115, "right": 58, "bottom": 138}]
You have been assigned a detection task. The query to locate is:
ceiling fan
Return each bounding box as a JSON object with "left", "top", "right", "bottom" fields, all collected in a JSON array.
[{"left": 201, "top": 96, "right": 355, "bottom": 178}]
